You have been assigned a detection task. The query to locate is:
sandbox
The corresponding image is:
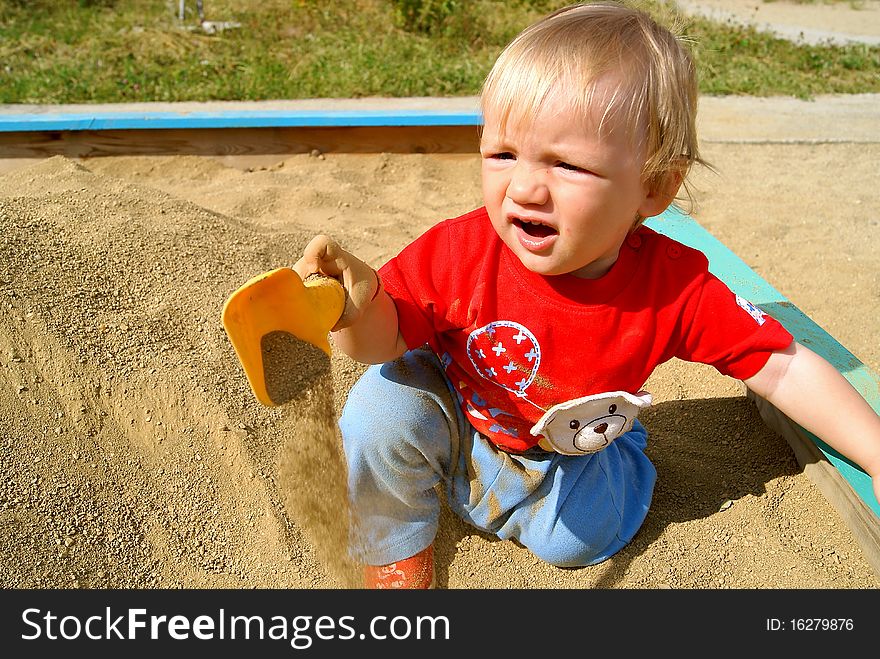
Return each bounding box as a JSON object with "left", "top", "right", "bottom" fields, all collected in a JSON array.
[{"left": 1, "top": 98, "right": 877, "bottom": 589}]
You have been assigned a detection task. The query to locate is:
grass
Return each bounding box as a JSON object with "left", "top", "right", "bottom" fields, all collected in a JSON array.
[{"left": 0, "top": 0, "right": 878, "bottom": 104}]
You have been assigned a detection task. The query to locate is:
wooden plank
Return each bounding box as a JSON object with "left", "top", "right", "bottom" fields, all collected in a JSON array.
[
  {"left": 650, "top": 207, "right": 880, "bottom": 573},
  {"left": 649, "top": 207, "right": 880, "bottom": 520},
  {"left": 0, "top": 125, "right": 481, "bottom": 162},
  {"left": 0, "top": 107, "right": 483, "bottom": 132},
  {"left": 749, "top": 391, "right": 880, "bottom": 575},
  {"left": 0, "top": 125, "right": 482, "bottom": 159}
]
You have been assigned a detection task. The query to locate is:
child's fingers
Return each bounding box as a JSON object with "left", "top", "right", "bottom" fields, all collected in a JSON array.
[
  {"left": 293, "top": 234, "right": 346, "bottom": 280},
  {"left": 292, "top": 234, "right": 379, "bottom": 331}
]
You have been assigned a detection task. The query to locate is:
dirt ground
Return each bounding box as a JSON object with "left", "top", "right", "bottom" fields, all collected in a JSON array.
[{"left": 1, "top": 114, "right": 878, "bottom": 589}]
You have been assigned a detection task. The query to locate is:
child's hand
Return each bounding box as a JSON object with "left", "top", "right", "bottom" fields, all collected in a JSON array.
[{"left": 293, "top": 234, "right": 380, "bottom": 331}]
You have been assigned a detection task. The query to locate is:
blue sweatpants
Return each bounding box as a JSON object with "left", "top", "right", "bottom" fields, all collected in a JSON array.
[{"left": 338, "top": 348, "right": 656, "bottom": 568}]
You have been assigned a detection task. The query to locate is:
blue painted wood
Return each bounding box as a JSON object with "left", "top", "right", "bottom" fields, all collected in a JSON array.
[
  {"left": 648, "top": 206, "right": 880, "bottom": 517},
  {"left": 0, "top": 109, "right": 483, "bottom": 132}
]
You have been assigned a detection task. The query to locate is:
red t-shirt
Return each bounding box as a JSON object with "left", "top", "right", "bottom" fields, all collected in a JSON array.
[{"left": 379, "top": 207, "right": 793, "bottom": 453}]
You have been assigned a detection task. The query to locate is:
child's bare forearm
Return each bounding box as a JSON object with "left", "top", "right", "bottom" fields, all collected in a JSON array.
[
  {"left": 744, "top": 342, "right": 880, "bottom": 500},
  {"left": 332, "top": 290, "right": 407, "bottom": 364}
]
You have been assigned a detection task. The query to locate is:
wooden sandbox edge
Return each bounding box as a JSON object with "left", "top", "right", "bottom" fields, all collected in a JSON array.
[{"left": 749, "top": 391, "right": 880, "bottom": 577}]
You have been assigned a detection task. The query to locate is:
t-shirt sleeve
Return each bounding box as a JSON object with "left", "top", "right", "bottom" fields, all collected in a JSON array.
[
  {"left": 674, "top": 269, "right": 794, "bottom": 380},
  {"left": 377, "top": 222, "right": 453, "bottom": 351}
]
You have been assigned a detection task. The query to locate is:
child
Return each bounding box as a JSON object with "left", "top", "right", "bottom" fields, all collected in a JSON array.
[{"left": 293, "top": 1, "right": 880, "bottom": 588}]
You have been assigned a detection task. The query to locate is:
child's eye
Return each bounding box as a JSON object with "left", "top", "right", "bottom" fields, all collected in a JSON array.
[
  {"left": 557, "top": 161, "right": 585, "bottom": 172},
  {"left": 492, "top": 152, "right": 515, "bottom": 161}
]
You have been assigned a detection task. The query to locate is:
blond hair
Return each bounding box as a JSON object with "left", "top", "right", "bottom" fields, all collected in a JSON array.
[{"left": 480, "top": 1, "right": 704, "bottom": 209}]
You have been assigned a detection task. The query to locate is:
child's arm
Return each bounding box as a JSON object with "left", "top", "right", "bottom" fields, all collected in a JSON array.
[
  {"left": 743, "top": 341, "right": 880, "bottom": 505},
  {"left": 292, "top": 234, "right": 408, "bottom": 364}
]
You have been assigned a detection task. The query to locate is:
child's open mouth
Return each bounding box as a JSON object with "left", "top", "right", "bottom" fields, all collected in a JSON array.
[{"left": 513, "top": 218, "right": 558, "bottom": 251}]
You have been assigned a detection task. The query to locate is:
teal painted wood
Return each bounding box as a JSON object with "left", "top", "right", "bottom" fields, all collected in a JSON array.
[
  {"left": 648, "top": 206, "right": 880, "bottom": 517},
  {"left": 0, "top": 109, "right": 483, "bottom": 132}
]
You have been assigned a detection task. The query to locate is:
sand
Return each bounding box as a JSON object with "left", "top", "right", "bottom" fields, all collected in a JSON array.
[{"left": 0, "top": 129, "right": 878, "bottom": 589}]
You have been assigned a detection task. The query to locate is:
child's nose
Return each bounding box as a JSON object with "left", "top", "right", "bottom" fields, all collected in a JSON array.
[{"left": 507, "top": 165, "right": 549, "bottom": 205}]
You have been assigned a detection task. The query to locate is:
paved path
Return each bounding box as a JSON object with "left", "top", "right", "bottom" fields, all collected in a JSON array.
[{"left": 678, "top": 0, "right": 880, "bottom": 46}]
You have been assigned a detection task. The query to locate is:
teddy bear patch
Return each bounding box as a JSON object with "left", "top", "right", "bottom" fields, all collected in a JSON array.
[{"left": 530, "top": 390, "right": 653, "bottom": 455}]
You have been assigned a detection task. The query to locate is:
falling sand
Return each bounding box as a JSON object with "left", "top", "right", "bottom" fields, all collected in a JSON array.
[
  {"left": 274, "top": 378, "right": 360, "bottom": 588},
  {"left": 262, "top": 331, "right": 360, "bottom": 587},
  {"left": 261, "top": 331, "right": 333, "bottom": 406}
]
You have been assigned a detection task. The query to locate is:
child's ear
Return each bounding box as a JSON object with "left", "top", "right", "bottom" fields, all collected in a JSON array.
[{"left": 638, "top": 169, "right": 683, "bottom": 219}]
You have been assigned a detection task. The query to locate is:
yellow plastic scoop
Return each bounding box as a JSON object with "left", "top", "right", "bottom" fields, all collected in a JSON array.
[{"left": 221, "top": 267, "right": 345, "bottom": 406}]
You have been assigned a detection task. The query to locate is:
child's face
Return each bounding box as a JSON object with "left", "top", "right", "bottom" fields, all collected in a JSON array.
[{"left": 480, "top": 92, "right": 666, "bottom": 279}]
